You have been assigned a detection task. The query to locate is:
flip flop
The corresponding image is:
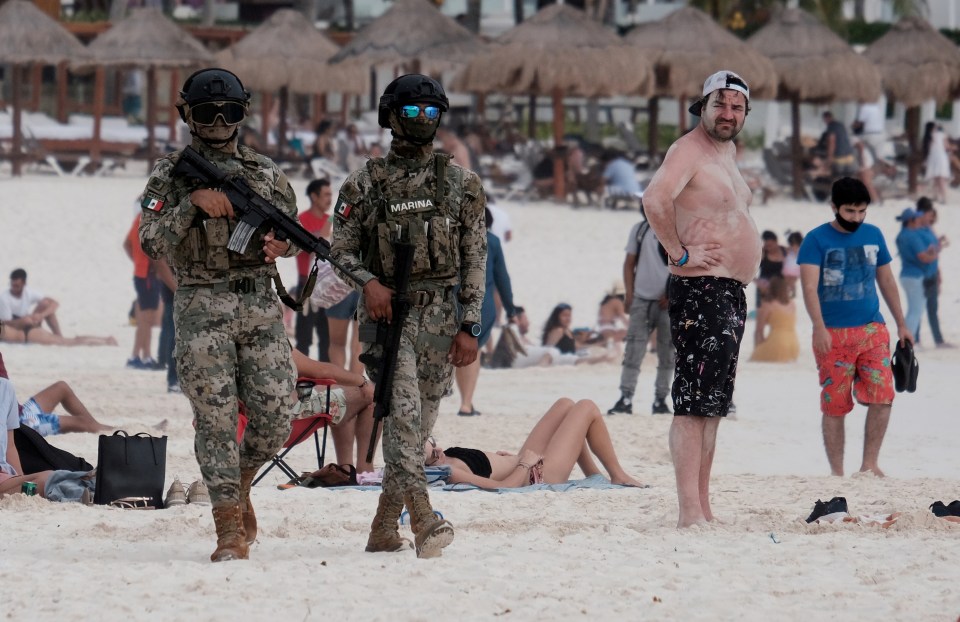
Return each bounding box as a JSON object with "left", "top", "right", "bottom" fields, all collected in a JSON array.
[{"left": 891, "top": 340, "right": 918, "bottom": 393}]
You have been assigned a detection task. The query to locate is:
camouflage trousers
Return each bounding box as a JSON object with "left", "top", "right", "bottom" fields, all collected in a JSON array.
[
  {"left": 359, "top": 287, "right": 457, "bottom": 496},
  {"left": 175, "top": 282, "right": 297, "bottom": 504}
]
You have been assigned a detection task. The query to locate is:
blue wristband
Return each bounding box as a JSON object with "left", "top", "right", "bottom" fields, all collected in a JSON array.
[{"left": 672, "top": 246, "right": 689, "bottom": 267}]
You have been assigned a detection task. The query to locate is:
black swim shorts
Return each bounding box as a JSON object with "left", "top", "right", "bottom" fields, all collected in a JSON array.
[
  {"left": 668, "top": 275, "right": 747, "bottom": 417},
  {"left": 134, "top": 273, "right": 161, "bottom": 311}
]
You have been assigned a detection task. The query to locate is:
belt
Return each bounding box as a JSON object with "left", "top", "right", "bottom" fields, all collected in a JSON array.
[
  {"left": 833, "top": 155, "right": 856, "bottom": 165},
  {"left": 410, "top": 290, "right": 437, "bottom": 307},
  {"left": 187, "top": 277, "right": 270, "bottom": 294}
]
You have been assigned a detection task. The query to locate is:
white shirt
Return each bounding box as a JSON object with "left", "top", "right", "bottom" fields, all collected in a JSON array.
[
  {"left": 856, "top": 102, "right": 885, "bottom": 135},
  {"left": 0, "top": 286, "right": 44, "bottom": 318},
  {"left": 0, "top": 378, "right": 21, "bottom": 476}
]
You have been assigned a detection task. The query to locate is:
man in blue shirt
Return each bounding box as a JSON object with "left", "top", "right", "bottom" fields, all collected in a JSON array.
[
  {"left": 798, "top": 177, "right": 912, "bottom": 477},
  {"left": 895, "top": 207, "right": 939, "bottom": 341}
]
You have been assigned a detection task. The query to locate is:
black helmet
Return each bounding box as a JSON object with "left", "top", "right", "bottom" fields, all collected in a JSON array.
[
  {"left": 177, "top": 68, "right": 250, "bottom": 121},
  {"left": 378, "top": 74, "right": 449, "bottom": 129}
]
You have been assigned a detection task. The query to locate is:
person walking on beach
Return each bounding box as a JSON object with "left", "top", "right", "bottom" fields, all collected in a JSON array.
[
  {"left": 331, "top": 74, "right": 487, "bottom": 558},
  {"left": 139, "top": 68, "right": 300, "bottom": 562},
  {"left": 797, "top": 177, "right": 912, "bottom": 478},
  {"left": 642, "top": 70, "right": 761, "bottom": 528},
  {"left": 607, "top": 207, "right": 674, "bottom": 416},
  {"left": 294, "top": 179, "right": 333, "bottom": 360}
]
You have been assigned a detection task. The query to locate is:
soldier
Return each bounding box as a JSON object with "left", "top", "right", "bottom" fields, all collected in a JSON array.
[
  {"left": 139, "top": 68, "right": 299, "bottom": 562},
  {"left": 331, "top": 74, "right": 487, "bottom": 558}
]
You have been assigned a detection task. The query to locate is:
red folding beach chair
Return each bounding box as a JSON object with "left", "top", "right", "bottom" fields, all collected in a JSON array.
[{"left": 251, "top": 377, "right": 335, "bottom": 486}]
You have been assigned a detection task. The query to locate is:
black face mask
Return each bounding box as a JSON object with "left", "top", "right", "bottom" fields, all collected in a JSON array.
[{"left": 834, "top": 211, "right": 862, "bottom": 232}]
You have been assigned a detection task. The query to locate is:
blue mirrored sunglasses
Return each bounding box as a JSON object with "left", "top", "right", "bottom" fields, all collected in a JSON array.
[{"left": 399, "top": 104, "right": 440, "bottom": 120}]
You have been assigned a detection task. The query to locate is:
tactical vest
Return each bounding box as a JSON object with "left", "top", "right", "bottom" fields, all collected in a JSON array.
[
  {"left": 362, "top": 154, "right": 465, "bottom": 285},
  {"left": 171, "top": 145, "right": 283, "bottom": 274}
]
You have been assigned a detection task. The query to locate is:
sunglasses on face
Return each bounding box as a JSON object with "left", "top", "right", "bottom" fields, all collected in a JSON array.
[
  {"left": 190, "top": 100, "right": 247, "bottom": 125},
  {"left": 399, "top": 104, "right": 441, "bottom": 120}
]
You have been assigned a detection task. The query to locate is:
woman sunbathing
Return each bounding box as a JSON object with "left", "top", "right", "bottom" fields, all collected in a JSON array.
[{"left": 426, "top": 398, "right": 644, "bottom": 488}]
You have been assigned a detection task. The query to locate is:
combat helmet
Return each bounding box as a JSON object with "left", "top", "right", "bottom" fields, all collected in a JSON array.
[
  {"left": 176, "top": 68, "right": 251, "bottom": 148},
  {"left": 378, "top": 74, "right": 449, "bottom": 129}
]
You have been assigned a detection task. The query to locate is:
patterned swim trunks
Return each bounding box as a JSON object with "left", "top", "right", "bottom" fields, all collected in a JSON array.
[
  {"left": 294, "top": 385, "right": 348, "bottom": 425},
  {"left": 814, "top": 322, "right": 894, "bottom": 417},
  {"left": 19, "top": 398, "right": 61, "bottom": 436},
  {"left": 669, "top": 276, "right": 747, "bottom": 417}
]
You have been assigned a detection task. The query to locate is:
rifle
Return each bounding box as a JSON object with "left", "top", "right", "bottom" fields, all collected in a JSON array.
[
  {"left": 360, "top": 240, "right": 415, "bottom": 463},
  {"left": 172, "top": 146, "right": 364, "bottom": 306}
]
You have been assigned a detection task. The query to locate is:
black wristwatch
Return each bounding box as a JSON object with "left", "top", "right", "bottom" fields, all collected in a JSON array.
[{"left": 460, "top": 322, "right": 482, "bottom": 338}]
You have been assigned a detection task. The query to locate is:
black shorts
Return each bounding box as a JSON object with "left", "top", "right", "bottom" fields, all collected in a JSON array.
[
  {"left": 134, "top": 274, "right": 160, "bottom": 311},
  {"left": 668, "top": 276, "right": 747, "bottom": 417}
]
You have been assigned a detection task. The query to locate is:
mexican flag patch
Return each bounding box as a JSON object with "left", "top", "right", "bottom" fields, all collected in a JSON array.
[
  {"left": 335, "top": 197, "right": 352, "bottom": 220},
  {"left": 141, "top": 195, "right": 165, "bottom": 212}
]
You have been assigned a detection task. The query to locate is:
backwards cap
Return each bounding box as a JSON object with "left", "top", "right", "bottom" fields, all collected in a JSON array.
[{"left": 688, "top": 70, "right": 750, "bottom": 116}]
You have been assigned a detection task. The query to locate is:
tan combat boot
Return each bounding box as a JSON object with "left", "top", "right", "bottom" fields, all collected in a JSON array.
[
  {"left": 239, "top": 467, "right": 258, "bottom": 545},
  {"left": 365, "top": 491, "right": 412, "bottom": 553},
  {"left": 404, "top": 488, "right": 454, "bottom": 559},
  {"left": 210, "top": 503, "right": 249, "bottom": 562}
]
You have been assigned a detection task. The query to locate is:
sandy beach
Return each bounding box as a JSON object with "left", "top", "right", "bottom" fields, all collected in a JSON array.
[{"left": 1, "top": 169, "right": 958, "bottom": 621}]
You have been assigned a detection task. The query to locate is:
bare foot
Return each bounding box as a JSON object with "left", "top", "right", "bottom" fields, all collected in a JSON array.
[
  {"left": 153, "top": 419, "right": 169, "bottom": 432},
  {"left": 611, "top": 474, "right": 649, "bottom": 488},
  {"left": 856, "top": 467, "right": 885, "bottom": 478},
  {"left": 677, "top": 516, "right": 709, "bottom": 529}
]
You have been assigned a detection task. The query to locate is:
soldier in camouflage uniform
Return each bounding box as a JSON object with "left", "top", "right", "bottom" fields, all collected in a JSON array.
[
  {"left": 139, "top": 68, "right": 299, "bottom": 562},
  {"left": 331, "top": 75, "right": 487, "bottom": 558}
]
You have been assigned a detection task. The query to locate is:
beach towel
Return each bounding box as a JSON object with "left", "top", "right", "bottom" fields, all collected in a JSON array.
[{"left": 442, "top": 473, "right": 630, "bottom": 493}]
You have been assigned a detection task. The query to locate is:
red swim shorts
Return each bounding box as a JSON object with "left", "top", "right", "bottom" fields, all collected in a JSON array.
[{"left": 814, "top": 322, "right": 894, "bottom": 417}]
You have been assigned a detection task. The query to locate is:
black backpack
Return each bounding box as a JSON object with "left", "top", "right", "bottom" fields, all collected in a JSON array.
[{"left": 13, "top": 426, "right": 94, "bottom": 474}]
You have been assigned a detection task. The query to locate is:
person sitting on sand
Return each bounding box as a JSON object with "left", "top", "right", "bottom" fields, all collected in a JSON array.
[
  {"left": 425, "top": 398, "right": 643, "bottom": 488},
  {"left": 0, "top": 376, "right": 54, "bottom": 498}
]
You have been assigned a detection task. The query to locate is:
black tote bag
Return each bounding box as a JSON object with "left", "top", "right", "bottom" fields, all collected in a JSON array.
[{"left": 93, "top": 431, "right": 167, "bottom": 508}]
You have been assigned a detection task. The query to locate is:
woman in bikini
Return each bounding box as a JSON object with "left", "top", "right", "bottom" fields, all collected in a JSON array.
[{"left": 425, "top": 398, "right": 644, "bottom": 488}]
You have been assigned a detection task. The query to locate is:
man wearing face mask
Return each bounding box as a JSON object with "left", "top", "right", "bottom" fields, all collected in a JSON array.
[
  {"left": 139, "top": 68, "right": 299, "bottom": 562},
  {"left": 797, "top": 177, "right": 911, "bottom": 478},
  {"left": 331, "top": 74, "right": 487, "bottom": 558},
  {"left": 642, "top": 70, "right": 761, "bottom": 529}
]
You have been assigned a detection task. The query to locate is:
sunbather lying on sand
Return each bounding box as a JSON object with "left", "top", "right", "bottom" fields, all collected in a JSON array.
[{"left": 426, "top": 398, "right": 644, "bottom": 488}]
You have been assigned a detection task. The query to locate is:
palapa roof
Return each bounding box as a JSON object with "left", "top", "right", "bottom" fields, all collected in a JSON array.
[
  {"left": 454, "top": 3, "right": 652, "bottom": 98},
  {"left": 748, "top": 8, "right": 881, "bottom": 103},
  {"left": 864, "top": 16, "right": 960, "bottom": 107},
  {"left": 0, "top": 0, "right": 86, "bottom": 64},
  {"left": 75, "top": 7, "right": 213, "bottom": 68},
  {"left": 215, "top": 9, "right": 366, "bottom": 94},
  {"left": 625, "top": 6, "right": 776, "bottom": 99},
  {"left": 330, "top": 0, "right": 484, "bottom": 70}
]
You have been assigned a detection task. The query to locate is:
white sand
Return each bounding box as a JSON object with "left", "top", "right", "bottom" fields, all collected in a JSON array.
[{"left": 1, "top": 169, "right": 958, "bottom": 621}]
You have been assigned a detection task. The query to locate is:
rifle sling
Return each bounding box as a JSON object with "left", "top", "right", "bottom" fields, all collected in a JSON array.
[{"left": 272, "top": 260, "right": 318, "bottom": 312}]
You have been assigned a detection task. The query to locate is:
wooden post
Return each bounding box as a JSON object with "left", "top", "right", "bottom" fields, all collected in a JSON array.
[
  {"left": 277, "top": 86, "right": 289, "bottom": 160},
  {"left": 261, "top": 90, "right": 273, "bottom": 153},
  {"left": 92, "top": 66, "right": 104, "bottom": 165},
  {"left": 791, "top": 95, "right": 804, "bottom": 200},
  {"left": 906, "top": 105, "right": 920, "bottom": 195},
  {"left": 528, "top": 94, "right": 537, "bottom": 139},
  {"left": 56, "top": 61, "right": 68, "bottom": 123},
  {"left": 11, "top": 63, "right": 22, "bottom": 176},
  {"left": 678, "top": 95, "right": 687, "bottom": 134},
  {"left": 29, "top": 64, "right": 42, "bottom": 111},
  {"left": 552, "top": 88, "right": 565, "bottom": 200},
  {"left": 145, "top": 66, "right": 157, "bottom": 167},
  {"left": 168, "top": 68, "right": 179, "bottom": 145}
]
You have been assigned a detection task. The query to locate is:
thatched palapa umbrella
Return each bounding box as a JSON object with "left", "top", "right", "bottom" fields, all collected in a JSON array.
[
  {"left": 0, "top": 0, "right": 87, "bottom": 175},
  {"left": 749, "top": 8, "right": 881, "bottom": 198},
  {"left": 215, "top": 8, "right": 368, "bottom": 159},
  {"left": 454, "top": 3, "right": 653, "bottom": 198},
  {"left": 625, "top": 6, "right": 777, "bottom": 160},
  {"left": 74, "top": 7, "right": 213, "bottom": 165},
  {"left": 330, "top": 0, "right": 485, "bottom": 73},
  {"left": 864, "top": 16, "right": 960, "bottom": 193}
]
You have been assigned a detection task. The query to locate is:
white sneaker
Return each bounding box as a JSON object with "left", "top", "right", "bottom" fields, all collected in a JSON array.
[
  {"left": 187, "top": 479, "right": 210, "bottom": 505},
  {"left": 164, "top": 477, "right": 187, "bottom": 507}
]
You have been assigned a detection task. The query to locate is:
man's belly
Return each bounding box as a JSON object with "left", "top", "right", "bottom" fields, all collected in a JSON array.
[{"left": 677, "top": 212, "right": 761, "bottom": 284}]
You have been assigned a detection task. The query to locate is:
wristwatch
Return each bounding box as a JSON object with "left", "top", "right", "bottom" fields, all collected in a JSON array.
[{"left": 460, "top": 322, "right": 482, "bottom": 338}]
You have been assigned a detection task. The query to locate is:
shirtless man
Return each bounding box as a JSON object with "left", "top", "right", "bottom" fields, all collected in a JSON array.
[{"left": 642, "top": 71, "right": 762, "bottom": 528}]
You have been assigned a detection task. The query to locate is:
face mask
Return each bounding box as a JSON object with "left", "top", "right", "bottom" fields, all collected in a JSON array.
[
  {"left": 389, "top": 109, "right": 440, "bottom": 145},
  {"left": 834, "top": 211, "right": 862, "bottom": 232}
]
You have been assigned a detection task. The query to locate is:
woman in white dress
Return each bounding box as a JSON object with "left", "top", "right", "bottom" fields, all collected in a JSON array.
[{"left": 923, "top": 121, "right": 951, "bottom": 204}]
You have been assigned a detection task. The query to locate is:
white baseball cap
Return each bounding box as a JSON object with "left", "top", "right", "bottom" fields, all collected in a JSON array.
[{"left": 688, "top": 70, "right": 750, "bottom": 116}]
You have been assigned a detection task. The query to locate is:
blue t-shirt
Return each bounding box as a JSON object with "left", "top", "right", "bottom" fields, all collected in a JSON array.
[
  {"left": 895, "top": 227, "right": 930, "bottom": 279},
  {"left": 797, "top": 222, "right": 891, "bottom": 328},
  {"left": 603, "top": 158, "right": 642, "bottom": 195},
  {"left": 919, "top": 227, "right": 939, "bottom": 279}
]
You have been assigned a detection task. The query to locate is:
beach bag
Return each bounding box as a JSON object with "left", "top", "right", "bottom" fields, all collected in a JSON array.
[
  {"left": 93, "top": 431, "right": 167, "bottom": 509},
  {"left": 309, "top": 261, "right": 353, "bottom": 309},
  {"left": 13, "top": 426, "right": 94, "bottom": 474},
  {"left": 490, "top": 326, "right": 527, "bottom": 369}
]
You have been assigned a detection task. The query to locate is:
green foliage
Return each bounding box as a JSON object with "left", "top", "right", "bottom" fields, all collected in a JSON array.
[{"left": 845, "top": 19, "right": 892, "bottom": 44}]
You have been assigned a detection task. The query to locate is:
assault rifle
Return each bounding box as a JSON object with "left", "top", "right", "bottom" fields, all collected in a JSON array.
[
  {"left": 360, "top": 240, "right": 415, "bottom": 463},
  {"left": 172, "top": 146, "right": 364, "bottom": 305}
]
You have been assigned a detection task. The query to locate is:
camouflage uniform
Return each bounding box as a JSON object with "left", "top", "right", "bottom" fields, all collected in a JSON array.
[
  {"left": 139, "top": 141, "right": 299, "bottom": 505},
  {"left": 331, "top": 150, "right": 487, "bottom": 497}
]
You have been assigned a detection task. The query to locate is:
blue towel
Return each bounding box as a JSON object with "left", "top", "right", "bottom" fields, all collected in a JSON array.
[
  {"left": 44, "top": 470, "right": 96, "bottom": 502},
  {"left": 442, "top": 473, "right": 633, "bottom": 493}
]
